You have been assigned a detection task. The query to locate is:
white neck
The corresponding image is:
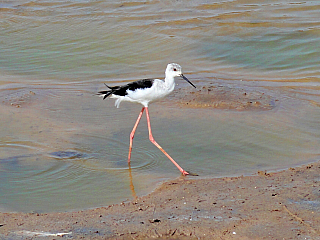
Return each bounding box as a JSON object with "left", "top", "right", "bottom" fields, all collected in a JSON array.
[{"left": 164, "top": 74, "right": 176, "bottom": 90}]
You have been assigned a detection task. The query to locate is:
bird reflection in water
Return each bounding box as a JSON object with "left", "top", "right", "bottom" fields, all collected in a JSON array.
[{"left": 127, "top": 162, "right": 137, "bottom": 200}]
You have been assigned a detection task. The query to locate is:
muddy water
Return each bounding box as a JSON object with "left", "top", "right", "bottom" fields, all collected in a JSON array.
[{"left": 0, "top": 0, "right": 319, "bottom": 212}]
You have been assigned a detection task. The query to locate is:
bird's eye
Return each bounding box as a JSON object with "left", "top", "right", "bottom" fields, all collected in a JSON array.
[{"left": 173, "top": 68, "right": 177, "bottom": 71}]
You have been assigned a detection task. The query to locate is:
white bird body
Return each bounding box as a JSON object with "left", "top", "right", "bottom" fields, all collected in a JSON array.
[
  {"left": 110, "top": 78, "right": 175, "bottom": 108},
  {"left": 98, "top": 63, "right": 196, "bottom": 176}
]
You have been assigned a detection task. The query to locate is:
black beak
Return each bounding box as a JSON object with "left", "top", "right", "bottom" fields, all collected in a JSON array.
[{"left": 180, "top": 74, "right": 196, "bottom": 88}]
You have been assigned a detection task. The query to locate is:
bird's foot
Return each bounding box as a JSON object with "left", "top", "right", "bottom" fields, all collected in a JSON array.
[
  {"left": 181, "top": 170, "right": 189, "bottom": 176},
  {"left": 182, "top": 171, "right": 199, "bottom": 176}
]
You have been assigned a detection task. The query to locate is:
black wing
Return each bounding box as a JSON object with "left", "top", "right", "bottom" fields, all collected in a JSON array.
[{"left": 98, "top": 79, "right": 154, "bottom": 99}]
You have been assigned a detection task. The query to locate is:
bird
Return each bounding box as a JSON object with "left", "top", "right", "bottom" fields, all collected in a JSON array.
[{"left": 98, "top": 63, "right": 196, "bottom": 176}]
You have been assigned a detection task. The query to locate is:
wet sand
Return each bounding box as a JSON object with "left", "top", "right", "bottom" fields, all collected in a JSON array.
[
  {"left": 0, "top": 161, "right": 319, "bottom": 239},
  {"left": 170, "top": 83, "right": 276, "bottom": 111},
  {"left": 1, "top": 85, "right": 319, "bottom": 239}
]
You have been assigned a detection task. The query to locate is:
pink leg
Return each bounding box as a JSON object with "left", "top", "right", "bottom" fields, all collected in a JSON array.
[
  {"left": 128, "top": 107, "right": 145, "bottom": 162},
  {"left": 145, "top": 107, "right": 189, "bottom": 176}
]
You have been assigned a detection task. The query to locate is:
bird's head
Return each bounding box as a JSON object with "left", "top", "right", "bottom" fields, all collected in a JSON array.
[
  {"left": 166, "top": 63, "right": 183, "bottom": 77},
  {"left": 166, "top": 63, "right": 196, "bottom": 88}
]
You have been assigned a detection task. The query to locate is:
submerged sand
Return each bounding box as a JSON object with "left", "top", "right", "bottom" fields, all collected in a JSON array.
[
  {"left": 1, "top": 84, "right": 319, "bottom": 239},
  {"left": 170, "top": 83, "right": 276, "bottom": 111}
]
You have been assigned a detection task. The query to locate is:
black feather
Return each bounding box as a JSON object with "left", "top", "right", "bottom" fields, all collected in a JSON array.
[
  {"left": 98, "top": 90, "right": 112, "bottom": 99},
  {"left": 98, "top": 79, "right": 154, "bottom": 99}
]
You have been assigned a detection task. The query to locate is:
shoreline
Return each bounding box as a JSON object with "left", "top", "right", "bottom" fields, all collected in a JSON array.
[{"left": 1, "top": 160, "right": 319, "bottom": 239}]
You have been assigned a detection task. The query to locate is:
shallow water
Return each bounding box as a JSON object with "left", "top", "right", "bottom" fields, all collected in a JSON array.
[{"left": 0, "top": 0, "right": 319, "bottom": 212}]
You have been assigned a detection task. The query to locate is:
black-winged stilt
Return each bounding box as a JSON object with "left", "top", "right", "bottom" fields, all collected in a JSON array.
[{"left": 98, "top": 63, "right": 196, "bottom": 175}]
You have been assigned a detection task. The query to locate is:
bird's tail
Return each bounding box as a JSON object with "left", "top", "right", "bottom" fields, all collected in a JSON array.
[{"left": 97, "top": 83, "right": 113, "bottom": 100}]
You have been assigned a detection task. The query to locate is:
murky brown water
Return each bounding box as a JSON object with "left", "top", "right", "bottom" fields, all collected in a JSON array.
[{"left": 0, "top": 0, "right": 319, "bottom": 212}]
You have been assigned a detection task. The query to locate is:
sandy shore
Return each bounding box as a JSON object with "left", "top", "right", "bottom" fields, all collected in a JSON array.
[{"left": 1, "top": 160, "right": 319, "bottom": 239}]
